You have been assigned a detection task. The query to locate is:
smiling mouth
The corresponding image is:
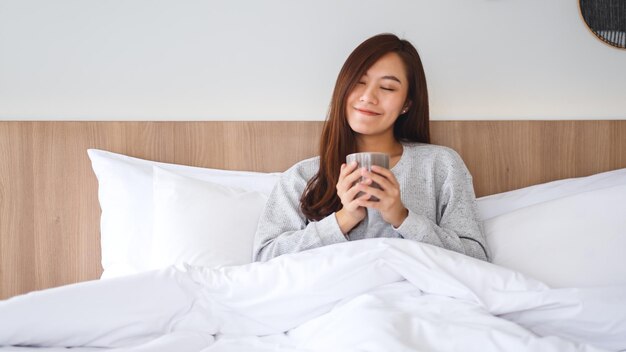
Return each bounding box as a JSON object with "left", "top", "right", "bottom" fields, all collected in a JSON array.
[{"left": 354, "top": 107, "right": 381, "bottom": 116}]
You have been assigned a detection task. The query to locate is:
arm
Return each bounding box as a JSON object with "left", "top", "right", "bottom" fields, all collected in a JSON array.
[
  {"left": 394, "top": 152, "right": 489, "bottom": 261},
  {"left": 252, "top": 163, "right": 347, "bottom": 262}
]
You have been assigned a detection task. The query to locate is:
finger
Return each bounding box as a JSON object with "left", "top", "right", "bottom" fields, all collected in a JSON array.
[
  {"left": 345, "top": 161, "right": 358, "bottom": 173},
  {"left": 356, "top": 196, "right": 380, "bottom": 209},
  {"left": 353, "top": 191, "right": 374, "bottom": 205},
  {"left": 370, "top": 165, "right": 399, "bottom": 185},
  {"left": 360, "top": 185, "right": 385, "bottom": 201},
  {"left": 338, "top": 162, "right": 349, "bottom": 179},
  {"left": 361, "top": 169, "right": 394, "bottom": 190},
  {"left": 338, "top": 178, "right": 364, "bottom": 198},
  {"left": 339, "top": 161, "right": 359, "bottom": 181},
  {"left": 355, "top": 183, "right": 392, "bottom": 206},
  {"left": 337, "top": 163, "right": 360, "bottom": 194},
  {"left": 339, "top": 177, "right": 367, "bottom": 202},
  {"left": 344, "top": 184, "right": 366, "bottom": 202},
  {"left": 342, "top": 167, "right": 367, "bottom": 188}
]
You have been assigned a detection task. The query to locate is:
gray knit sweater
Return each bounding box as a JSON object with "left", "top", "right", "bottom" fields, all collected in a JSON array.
[{"left": 253, "top": 142, "right": 489, "bottom": 262}]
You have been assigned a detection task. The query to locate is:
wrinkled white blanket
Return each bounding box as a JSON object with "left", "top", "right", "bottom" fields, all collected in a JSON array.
[{"left": 1, "top": 238, "right": 625, "bottom": 352}]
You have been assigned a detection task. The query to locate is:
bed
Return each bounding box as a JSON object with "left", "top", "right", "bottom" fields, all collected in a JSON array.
[{"left": 1, "top": 120, "right": 626, "bottom": 351}]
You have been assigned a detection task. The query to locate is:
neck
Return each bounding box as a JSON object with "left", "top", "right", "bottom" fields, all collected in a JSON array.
[{"left": 355, "top": 133, "right": 403, "bottom": 157}]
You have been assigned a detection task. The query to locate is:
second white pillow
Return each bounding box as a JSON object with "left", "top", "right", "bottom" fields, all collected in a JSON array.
[
  {"left": 152, "top": 166, "right": 268, "bottom": 269},
  {"left": 484, "top": 183, "right": 626, "bottom": 288}
]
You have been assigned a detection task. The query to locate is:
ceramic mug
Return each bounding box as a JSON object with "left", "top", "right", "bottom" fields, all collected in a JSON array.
[{"left": 346, "top": 152, "right": 390, "bottom": 201}]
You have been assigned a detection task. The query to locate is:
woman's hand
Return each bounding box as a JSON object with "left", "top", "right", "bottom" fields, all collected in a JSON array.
[
  {"left": 356, "top": 165, "right": 408, "bottom": 228},
  {"left": 335, "top": 161, "right": 368, "bottom": 234}
]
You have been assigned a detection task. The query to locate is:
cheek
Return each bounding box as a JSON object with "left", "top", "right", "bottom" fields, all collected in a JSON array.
[
  {"left": 346, "top": 88, "right": 360, "bottom": 104},
  {"left": 383, "top": 99, "right": 404, "bottom": 114},
  {"left": 392, "top": 94, "right": 408, "bottom": 111},
  {"left": 345, "top": 90, "right": 359, "bottom": 114}
]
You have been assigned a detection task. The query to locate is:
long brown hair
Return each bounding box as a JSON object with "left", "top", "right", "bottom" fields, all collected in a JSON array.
[{"left": 300, "top": 33, "right": 430, "bottom": 221}]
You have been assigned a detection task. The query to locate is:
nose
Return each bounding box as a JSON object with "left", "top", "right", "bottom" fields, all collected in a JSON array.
[{"left": 359, "top": 84, "right": 378, "bottom": 105}]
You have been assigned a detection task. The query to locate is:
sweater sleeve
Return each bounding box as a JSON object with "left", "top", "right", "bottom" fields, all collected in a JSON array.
[
  {"left": 252, "top": 163, "right": 347, "bottom": 262},
  {"left": 393, "top": 151, "right": 490, "bottom": 261}
]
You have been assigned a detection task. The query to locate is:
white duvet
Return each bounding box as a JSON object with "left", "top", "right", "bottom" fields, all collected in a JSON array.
[{"left": 1, "top": 238, "right": 625, "bottom": 352}]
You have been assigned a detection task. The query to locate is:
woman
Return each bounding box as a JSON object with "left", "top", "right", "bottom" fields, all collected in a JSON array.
[{"left": 253, "top": 33, "right": 489, "bottom": 262}]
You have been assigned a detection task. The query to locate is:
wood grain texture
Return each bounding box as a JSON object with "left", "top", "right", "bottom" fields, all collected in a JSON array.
[
  {"left": 0, "top": 122, "right": 35, "bottom": 298},
  {"left": 1, "top": 120, "right": 625, "bottom": 299},
  {"left": 430, "top": 121, "right": 626, "bottom": 196}
]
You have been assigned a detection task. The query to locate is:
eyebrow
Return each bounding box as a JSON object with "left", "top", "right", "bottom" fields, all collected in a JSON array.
[
  {"left": 381, "top": 75, "right": 402, "bottom": 84},
  {"left": 362, "top": 73, "right": 403, "bottom": 84}
]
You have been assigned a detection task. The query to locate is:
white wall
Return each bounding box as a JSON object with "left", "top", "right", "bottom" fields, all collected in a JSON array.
[{"left": 0, "top": 0, "right": 624, "bottom": 121}]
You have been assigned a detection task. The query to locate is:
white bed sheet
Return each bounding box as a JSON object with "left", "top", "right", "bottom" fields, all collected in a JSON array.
[
  {"left": 0, "top": 349, "right": 103, "bottom": 352},
  {"left": 2, "top": 238, "right": 625, "bottom": 352}
]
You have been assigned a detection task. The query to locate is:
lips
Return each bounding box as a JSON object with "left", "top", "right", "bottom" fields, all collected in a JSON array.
[{"left": 353, "top": 107, "right": 381, "bottom": 116}]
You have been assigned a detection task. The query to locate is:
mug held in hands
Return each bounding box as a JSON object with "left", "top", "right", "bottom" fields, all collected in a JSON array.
[{"left": 346, "top": 152, "right": 390, "bottom": 201}]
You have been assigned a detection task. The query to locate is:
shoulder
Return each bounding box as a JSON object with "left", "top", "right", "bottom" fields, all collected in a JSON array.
[
  {"left": 400, "top": 142, "right": 472, "bottom": 186},
  {"left": 265, "top": 156, "right": 320, "bottom": 201},
  {"left": 281, "top": 156, "right": 320, "bottom": 184},
  {"left": 402, "top": 142, "right": 465, "bottom": 167}
]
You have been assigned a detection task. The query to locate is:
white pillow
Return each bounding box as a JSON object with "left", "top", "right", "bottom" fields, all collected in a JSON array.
[
  {"left": 87, "top": 149, "right": 281, "bottom": 278},
  {"left": 476, "top": 167, "right": 626, "bottom": 221},
  {"left": 151, "top": 166, "right": 267, "bottom": 269},
  {"left": 484, "top": 183, "right": 626, "bottom": 288}
]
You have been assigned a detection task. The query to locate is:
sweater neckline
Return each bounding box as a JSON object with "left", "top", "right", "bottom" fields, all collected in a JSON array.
[{"left": 390, "top": 142, "right": 408, "bottom": 172}]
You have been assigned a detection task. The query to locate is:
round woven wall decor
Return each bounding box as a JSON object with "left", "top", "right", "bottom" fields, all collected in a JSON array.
[{"left": 580, "top": 0, "right": 626, "bottom": 49}]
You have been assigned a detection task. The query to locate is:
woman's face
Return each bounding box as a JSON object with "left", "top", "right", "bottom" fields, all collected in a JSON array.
[{"left": 346, "top": 52, "right": 410, "bottom": 140}]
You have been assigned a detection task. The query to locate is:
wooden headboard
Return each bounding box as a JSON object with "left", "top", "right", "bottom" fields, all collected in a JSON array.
[{"left": 1, "top": 120, "right": 625, "bottom": 300}]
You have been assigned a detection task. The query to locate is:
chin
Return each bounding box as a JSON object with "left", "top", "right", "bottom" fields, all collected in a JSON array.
[
  {"left": 348, "top": 120, "right": 387, "bottom": 136},
  {"left": 348, "top": 122, "right": 371, "bottom": 135},
  {"left": 351, "top": 127, "right": 385, "bottom": 137}
]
